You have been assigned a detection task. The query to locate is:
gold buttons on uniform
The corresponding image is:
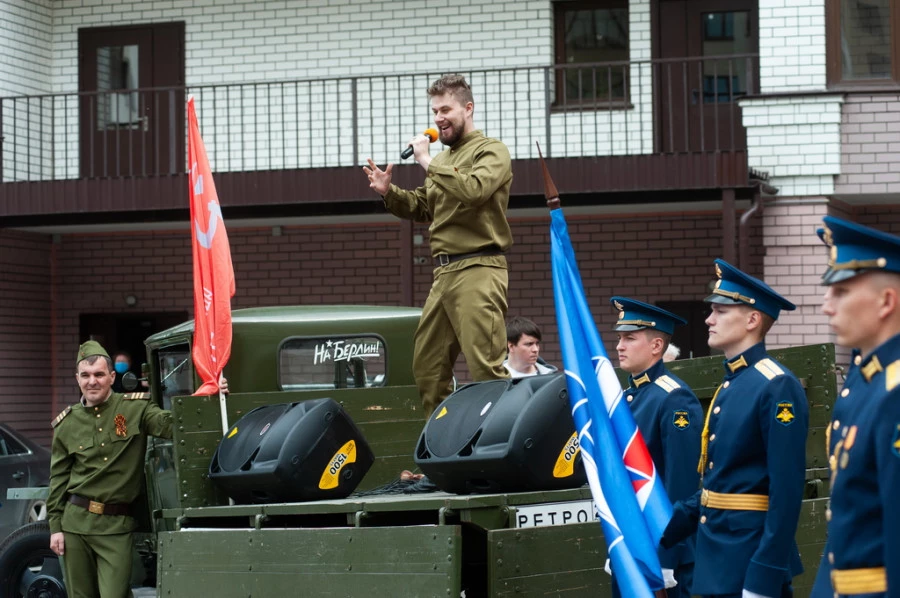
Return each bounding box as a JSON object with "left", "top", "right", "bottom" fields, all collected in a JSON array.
[
  {"left": 723, "top": 381, "right": 730, "bottom": 389},
  {"left": 833, "top": 420, "right": 840, "bottom": 430},
  {"left": 710, "top": 434, "right": 716, "bottom": 441},
  {"left": 78, "top": 445, "right": 83, "bottom": 450},
  {"left": 101, "top": 443, "right": 105, "bottom": 447},
  {"left": 96, "top": 414, "right": 101, "bottom": 418},
  {"left": 700, "top": 516, "right": 707, "bottom": 524},
  {"left": 854, "top": 355, "right": 862, "bottom": 366},
  {"left": 841, "top": 388, "right": 850, "bottom": 398},
  {"left": 627, "top": 395, "right": 633, "bottom": 403},
  {"left": 103, "top": 457, "right": 108, "bottom": 462},
  {"left": 826, "top": 508, "right": 832, "bottom": 522},
  {"left": 98, "top": 428, "right": 103, "bottom": 432},
  {"left": 708, "top": 462, "right": 714, "bottom": 470},
  {"left": 713, "top": 406, "right": 721, "bottom": 415},
  {"left": 828, "top": 552, "right": 834, "bottom": 565}
]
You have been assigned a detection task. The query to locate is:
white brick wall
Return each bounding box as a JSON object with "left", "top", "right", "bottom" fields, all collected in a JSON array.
[
  {"left": 758, "top": 0, "right": 827, "bottom": 93},
  {"left": 0, "top": 0, "right": 53, "bottom": 180},
  {"left": 3, "top": 0, "right": 657, "bottom": 180},
  {"left": 740, "top": 94, "right": 843, "bottom": 196}
]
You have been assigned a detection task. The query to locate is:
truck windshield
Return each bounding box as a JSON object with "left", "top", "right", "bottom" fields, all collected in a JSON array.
[{"left": 157, "top": 344, "right": 193, "bottom": 409}]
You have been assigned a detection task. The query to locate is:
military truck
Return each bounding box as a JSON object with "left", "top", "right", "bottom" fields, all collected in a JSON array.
[{"left": 0, "top": 305, "right": 835, "bottom": 597}]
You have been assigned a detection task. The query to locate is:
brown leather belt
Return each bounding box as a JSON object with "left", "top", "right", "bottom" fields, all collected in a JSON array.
[
  {"left": 831, "top": 567, "right": 887, "bottom": 594},
  {"left": 434, "top": 247, "right": 503, "bottom": 267},
  {"left": 700, "top": 488, "right": 769, "bottom": 511},
  {"left": 69, "top": 494, "right": 130, "bottom": 516}
]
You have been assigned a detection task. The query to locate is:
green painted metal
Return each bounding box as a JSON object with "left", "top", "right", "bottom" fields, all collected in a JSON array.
[{"left": 157, "top": 526, "right": 462, "bottom": 597}]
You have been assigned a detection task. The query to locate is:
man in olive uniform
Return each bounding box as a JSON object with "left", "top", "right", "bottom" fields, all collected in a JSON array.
[
  {"left": 809, "top": 217, "right": 900, "bottom": 598},
  {"left": 363, "top": 74, "right": 512, "bottom": 417},
  {"left": 48, "top": 341, "right": 173, "bottom": 598},
  {"left": 661, "top": 259, "right": 808, "bottom": 598},
  {"left": 610, "top": 297, "right": 702, "bottom": 598}
]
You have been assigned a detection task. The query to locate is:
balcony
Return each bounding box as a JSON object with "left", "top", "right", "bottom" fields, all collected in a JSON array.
[{"left": 0, "top": 56, "right": 757, "bottom": 221}]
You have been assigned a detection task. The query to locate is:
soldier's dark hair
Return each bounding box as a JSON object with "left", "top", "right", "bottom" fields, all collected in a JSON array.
[
  {"left": 507, "top": 316, "right": 542, "bottom": 345},
  {"left": 428, "top": 74, "right": 474, "bottom": 106},
  {"left": 77, "top": 354, "right": 114, "bottom": 373}
]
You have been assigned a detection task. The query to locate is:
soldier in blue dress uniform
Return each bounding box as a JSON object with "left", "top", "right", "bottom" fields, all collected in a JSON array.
[
  {"left": 608, "top": 297, "right": 703, "bottom": 598},
  {"left": 661, "top": 259, "right": 808, "bottom": 598},
  {"left": 809, "top": 216, "right": 900, "bottom": 598}
]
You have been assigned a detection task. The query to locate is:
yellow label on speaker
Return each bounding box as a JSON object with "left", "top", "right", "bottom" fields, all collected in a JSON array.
[
  {"left": 436, "top": 406, "right": 448, "bottom": 420},
  {"left": 553, "top": 432, "right": 581, "bottom": 478},
  {"left": 318, "top": 440, "right": 358, "bottom": 490},
  {"left": 227, "top": 426, "right": 238, "bottom": 439}
]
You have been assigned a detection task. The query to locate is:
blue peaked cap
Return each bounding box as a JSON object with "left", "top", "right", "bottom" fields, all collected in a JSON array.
[
  {"left": 610, "top": 296, "right": 686, "bottom": 335},
  {"left": 704, "top": 259, "right": 795, "bottom": 320},
  {"left": 819, "top": 216, "right": 900, "bottom": 285}
]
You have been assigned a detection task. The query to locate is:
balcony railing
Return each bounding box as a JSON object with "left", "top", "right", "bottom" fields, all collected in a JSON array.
[{"left": 0, "top": 55, "right": 757, "bottom": 183}]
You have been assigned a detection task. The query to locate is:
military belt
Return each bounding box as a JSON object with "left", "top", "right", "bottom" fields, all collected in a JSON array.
[
  {"left": 435, "top": 247, "right": 503, "bottom": 267},
  {"left": 830, "top": 567, "right": 887, "bottom": 595},
  {"left": 700, "top": 488, "right": 769, "bottom": 511},
  {"left": 69, "top": 494, "right": 130, "bottom": 516}
]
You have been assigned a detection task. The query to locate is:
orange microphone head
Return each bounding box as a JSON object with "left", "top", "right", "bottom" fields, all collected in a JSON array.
[{"left": 424, "top": 128, "right": 439, "bottom": 142}]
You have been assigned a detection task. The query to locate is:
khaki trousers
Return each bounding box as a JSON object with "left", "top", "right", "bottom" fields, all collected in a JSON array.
[
  {"left": 63, "top": 531, "right": 134, "bottom": 598},
  {"left": 414, "top": 264, "right": 510, "bottom": 417}
]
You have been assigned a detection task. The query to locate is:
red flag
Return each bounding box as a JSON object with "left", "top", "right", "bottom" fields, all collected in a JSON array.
[{"left": 187, "top": 96, "right": 235, "bottom": 396}]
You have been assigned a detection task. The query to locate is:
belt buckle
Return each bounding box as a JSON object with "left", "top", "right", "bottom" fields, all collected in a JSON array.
[
  {"left": 700, "top": 488, "right": 709, "bottom": 507},
  {"left": 88, "top": 500, "right": 105, "bottom": 515},
  {"left": 437, "top": 254, "right": 450, "bottom": 267}
]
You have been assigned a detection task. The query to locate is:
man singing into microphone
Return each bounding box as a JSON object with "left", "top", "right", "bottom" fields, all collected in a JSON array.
[{"left": 363, "top": 74, "right": 513, "bottom": 418}]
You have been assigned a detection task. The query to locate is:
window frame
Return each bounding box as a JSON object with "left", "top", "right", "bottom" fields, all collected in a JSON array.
[
  {"left": 826, "top": 0, "right": 900, "bottom": 88},
  {"left": 552, "top": 0, "right": 632, "bottom": 110}
]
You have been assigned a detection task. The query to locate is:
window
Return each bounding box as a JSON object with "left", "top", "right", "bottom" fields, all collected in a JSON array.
[
  {"left": 827, "top": 0, "right": 899, "bottom": 86},
  {"left": 553, "top": 0, "right": 629, "bottom": 106},
  {"left": 700, "top": 11, "right": 753, "bottom": 103},
  {"left": 0, "top": 429, "right": 28, "bottom": 457},
  {"left": 157, "top": 344, "right": 193, "bottom": 410},
  {"left": 279, "top": 336, "right": 387, "bottom": 391}
]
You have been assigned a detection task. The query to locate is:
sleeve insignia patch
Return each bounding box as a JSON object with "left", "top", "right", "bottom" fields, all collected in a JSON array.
[
  {"left": 776, "top": 401, "right": 796, "bottom": 426},
  {"left": 673, "top": 410, "right": 691, "bottom": 430},
  {"left": 51, "top": 406, "right": 72, "bottom": 428},
  {"left": 892, "top": 424, "right": 900, "bottom": 459},
  {"left": 123, "top": 392, "right": 150, "bottom": 400}
]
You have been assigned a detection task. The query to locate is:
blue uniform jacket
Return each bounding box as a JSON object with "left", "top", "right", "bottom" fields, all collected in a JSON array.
[
  {"left": 662, "top": 343, "right": 808, "bottom": 597},
  {"left": 625, "top": 359, "right": 703, "bottom": 569},
  {"left": 814, "top": 334, "right": 900, "bottom": 598},
  {"left": 810, "top": 349, "right": 861, "bottom": 598}
]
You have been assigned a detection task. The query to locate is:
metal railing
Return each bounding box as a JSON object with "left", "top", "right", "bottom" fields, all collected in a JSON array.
[{"left": 0, "top": 55, "right": 757, "bottom": 182}]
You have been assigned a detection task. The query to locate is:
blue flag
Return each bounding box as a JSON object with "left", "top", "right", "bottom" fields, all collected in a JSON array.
[{"left": 550, "top": 208, "right": 672, "bottom": 595}]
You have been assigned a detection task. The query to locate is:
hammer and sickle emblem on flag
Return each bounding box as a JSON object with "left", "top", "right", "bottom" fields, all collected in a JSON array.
[{"left": 191, "top": 164, "right": 223, "bottom": 250}]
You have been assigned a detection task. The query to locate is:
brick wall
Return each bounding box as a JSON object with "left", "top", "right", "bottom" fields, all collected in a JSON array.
[
  {"left": 758, "top": 0, "right": 827, "bottom": 93},
  {"left": 834, "top": 94, "right": 900, "bottom": 196},
  {"left": 740, "top": 95, "right": 843, "bottom": 196},
  {"left": 4, "top": 206, "right": 746, "bottom": 443},
  {"left": 0, "top": 230, "right": 53, "bottom": 445}
]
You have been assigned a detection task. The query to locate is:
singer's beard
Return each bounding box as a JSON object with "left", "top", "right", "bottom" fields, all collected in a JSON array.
[{"left": 438, "top": 120, "right": 465, "bottom": 147}]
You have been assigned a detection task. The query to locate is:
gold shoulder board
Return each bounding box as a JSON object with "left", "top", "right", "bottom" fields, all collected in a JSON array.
[
  {"left": 887, "top": 360, "right": 900, "bottom": 392},
  {"left": 754, "top": 358, "right": 785, "bottom": 380},
  {"left": 655, "top": 375, "right": 680, "bottom": 392},
  {"left": 51, "top": 406, "right": 72, "bottom": 428},
  {"left": 122, "top": 392, "right": 150, "bottom": 400}
]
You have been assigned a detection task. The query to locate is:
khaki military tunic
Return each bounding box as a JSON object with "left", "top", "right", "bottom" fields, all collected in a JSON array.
[
  {"left": 48, "top": 391, "right": 172, "bottom": 597},
  {"left": 383, "top": 130, "right": 513, "bottom": 416}
]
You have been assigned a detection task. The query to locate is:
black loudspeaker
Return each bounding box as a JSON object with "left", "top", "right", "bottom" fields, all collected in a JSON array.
[
  {"left": 414, "top": 373, "right": 586, "bottom": 494},
  {"left": 209, "top": 398, "right": 374, "bottom": 503}
]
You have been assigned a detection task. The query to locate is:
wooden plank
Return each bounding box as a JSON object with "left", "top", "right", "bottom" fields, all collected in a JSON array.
[
  {"left": 157, "top": 526, "right": 461, "bottom": 597},
  {"left": 487, "top": 522, "right": 609, "bottom": 597}
]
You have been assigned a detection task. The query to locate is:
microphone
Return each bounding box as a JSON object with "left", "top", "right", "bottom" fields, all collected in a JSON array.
[{"left": 401, "top": 128, "right": 439, "bottom": 159}]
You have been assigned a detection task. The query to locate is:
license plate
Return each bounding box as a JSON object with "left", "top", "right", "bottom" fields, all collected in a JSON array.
[{"left": 514, "top": 499, "right": 598, "bottom": 528}]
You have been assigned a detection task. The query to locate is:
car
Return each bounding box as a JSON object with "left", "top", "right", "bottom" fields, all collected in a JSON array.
[{"left": 0, "top": 424, "right": 49, "bottom": 542}]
